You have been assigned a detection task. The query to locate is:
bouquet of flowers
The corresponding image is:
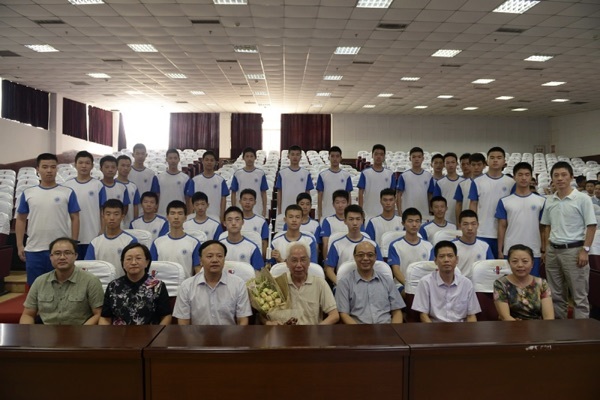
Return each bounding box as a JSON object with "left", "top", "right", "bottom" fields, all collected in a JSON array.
[{"left": 247, "top": 269, "right": 302, "bottom": 324}]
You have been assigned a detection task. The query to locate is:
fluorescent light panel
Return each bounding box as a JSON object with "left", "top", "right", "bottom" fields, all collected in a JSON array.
[
  {"left": 356, "top": 0, "right": 393, "bottom": 8},
  {"left": 377, "top": 93, "right": 393, "bottom": 97},
  {"left": 246, "top": 74, "right": 265, "bottom": 80},
  {"left": 316, "top": 92, "right": 331, "bottom": 97},
  {"left": 190, "top": 91, "right": 205, "bottom": 95},
  {"left": 323, "top": 75, "right": 343, "bottom": 81},
  {"left": 437, "top": 95, "right": 453, "bottom": 99},
  {"left": 213, "top": 0, "right": 247, "bottom": 5},
  {"left": 463, "top": 107, "right": 479, "bottom": 111},
  {"left": 363, "top": 105, "right": 376, "bottom": 108},
  {"left": 542, "top": 81, "right": 565, "bottom": 86},
  {"left": 233, "top": 45, "right": 258, "bottom": 53},
  {"left": 414, "top": 105, "right": 428, "bottom": 109},
  {"left": 552, "top": 99, "right": 569, "bottom": 102},
  {"left": 524, "top": 55, "right": 553, "bottom": 62},
  {"left": 165, "top": 73, "right": 187, "bottom": 79},
  {"left": 68, "top": 0, "right": 104, "bottom": 4},
  {"left": 493, "top": 0, "right": 540, "bottom": 14},
  {"left": 431, "top": 49, "right": 461, "bottom": 58},
  {"left": 401, "top": 77, "right": 420, "bottom": 81},
  {"left": 334, "top": 46, "right": 361, "bottom": 55},
  {"left": 87, "top": 73, "right": 110, "bottom": 79},
  {"left": 472, "top": 78, "right": 495, "bottom": 84},
  {"left": 25, "top": 44, "right": 58, "bottom": 52},
  {"left": 254, "top": 91, "right": 268, "bottom": 96},
  {"left": 128, "top": 44, "right": 157, "bottom": 52},
  {"left": 496, "top": 96, "right": 514, "bottom": 100},
  {"left": 512, "top": 108, "right": 528, "bottom": 111}
]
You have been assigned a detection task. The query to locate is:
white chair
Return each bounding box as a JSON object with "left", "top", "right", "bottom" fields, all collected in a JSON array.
[
  {"left": 219, "top": 230, "right": 263, "bottom": 255},
  {"left": 471, "top": 259, "right": 511, "bottom": 293},
  {"left": 186, "top": 230, "right": 208, "bottom": 243},
  {"left": 149, "top": 261, "right": 186, "bottom": 297},
  {"left": 270, "top": 262, "right": 325, "bottom": 279},
  {"left": 430, "top": 229, "right": 462, "bottom": 246},
  {"left": 224, "top": 260, "right": 256, "bottom": 283},
  {"left": 0, "top": 169, "right": 16, "bottom": 178},
  {"left": 404, "top": 261, "right": 437, "bottom": 295},
  {"left": 0, "top": 192, "right": 13, "bottom": 202},
  {"left": 337, "top": 260, "right": 393, "bottom": 282},
  {"left": 75, "top": 260, "right": 117, "bottom": 292},
  {"left": 0, "top": 201, "right": 13, "bottom": 219},
  {"left": 0, "top": 186, "right": 14, "bottom": 195},
  {"left": 124, "top": 229, "right": 153, "bottom": 248},
  {"left": 380, "top": 231, "right": 407, "bottom": 258}
]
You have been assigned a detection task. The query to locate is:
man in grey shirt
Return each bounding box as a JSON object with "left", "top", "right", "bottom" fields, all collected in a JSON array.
[{"left": 335, "top": 241, "right": 405, "bottom": 324}]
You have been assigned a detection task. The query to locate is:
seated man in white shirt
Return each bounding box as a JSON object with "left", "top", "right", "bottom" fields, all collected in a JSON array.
[
  {"left": 412, "top": 240, "right": 481, "bottom": 322},
  {"left": 173, "top": 240, "right": 252, "bottom": 325}
]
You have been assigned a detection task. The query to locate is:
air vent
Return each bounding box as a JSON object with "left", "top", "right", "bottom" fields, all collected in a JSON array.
[
  {"left": 556, "top": 90, "right": 570, "bottom": 93},
  {"left": 34, "top": 19, "right": 65, "bottom": 25},
  {"left": 571, "top": 101, "right": 588, "bottom": 105},
  {"left": 407, "top": 85, "right": 424, "bottom": 89},
  {"left": 69, "top": 81, "right": 89, "bottom": 86},
  {"left": 103, "top": 59, "right": 123, "bottom": 63},
  {"left": 163, "top": 94, "right": 177, "bottom": 97},
  {"left": 524, "top": 67, "right": 544, "bottom": 71},
  {"left": 240, "top": 94, "right": 254, "bottom": 97},
  {"left": 338, "top": 84, "right": 354, "bottom": 87},
  {"left": 191, "top": 19, "right": 220, "bottom": 25},
  {"left": 102, "top": 94, "right": 116, "bottom": 97},
  {"left": 474, "top": 87, "right": 490, "bottom": 90},
  {"left": 176, "top": 101, "right": 188, "bottom": 104},
  {"left": 518, "top": 100, "right": 531, "bottom": 103},
  {"left": 441, "top": 64, "right": 462, "bottom": 68},
  {"left": 331, "top": 96, "right": 344, "bottom": 99},
  {"left": 244, "top": 101, "right": 256, "bottom": 104},
  {"left": 390, "top": 97, "right": 403, "bottom": 100},
  {"left": 352, "top": 61, "right": 374, "bottom": 65},
  {"left": 217, "top": 59, "right": 238, "bottom": 63},
  {"left": 377, "top": 23, "right": 408, "bottom": 30},
  {"left": 0, "top": 50, "right": 21, "bottom": 57},
  {"left": 496, "top": 27, "right": 526, "bottom": 34},
  {"left": 232, "top": 83, "right": 248, "bottom": 86}
]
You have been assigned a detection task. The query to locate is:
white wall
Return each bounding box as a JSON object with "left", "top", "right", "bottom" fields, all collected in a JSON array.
[
  {"left": 550, "top": 109, "right": 600, "bottom": 157},
  {"left": 332, "top": 114, "right": 550, "bottom": 156},
  {"left": 0, "top": 117, "right": 52, "bottom": 164},
  {"left": 219, "top": 112, "right": 231, "bottom": 159}
]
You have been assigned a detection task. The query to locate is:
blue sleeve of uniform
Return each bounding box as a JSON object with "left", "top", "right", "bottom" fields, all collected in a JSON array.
[
  {"left": 495, "top": 199, "right": 507, "bottom": 220},
  {"left": 184, "top": 179, "right": 193, "bottom": 197},
  {"left": 485, "top": 246, "right": 494, "bottom": 260},
  {"left": 468, "top": 179, "right": 479, "bottom": 201},
  {"left": 17, "top": 191, "right": 29, "bottom": 214},
  {"left": 419, "top": 225, "right": 428, "bottom": 241},
  {"left": 454, "top": 185, "right": 463, "bottom": 201},
  {"left": 309, "top": 239, "right": 318, "bottom": 263},
  {"left": 151, "top": 176, "right": 160, "bottom": 194},
  {"left": 158, "top": 220, "right": 169, "bottom": 237},
  {"left": 509, "top": 182, "right": 516, "bottom": 194},
  {"left": 316, "top": 174, "right": 324, "bottom": 191},
  {"left": 122, "top": 187, "right": 131, "bottom": 206},
  {"left": 192, "top": 240, "right": 200, "bottom": 266},
  {"left": 429, "top": 248, "right": 435, "bottom": 260},
  {"left": 251, "top": 247, "right": 264, "bottom": 270},
  {"left": 388, "top": 241, "right": 400, "bottom": 266},
  {"left": 390, "top": 173, "right": 397, "bottom": 190},
  {"left": 133, "top": 189, "right": 141, "bottom": 205},
  {"left": 396, "top": 174, "right": 406, "bottom": 191},
  {"left": 321, "top": 219, "right": 331, "bottom": 237},
  {"left": 325, "top": 242, "right": 339, "bottom": 268},
  {"left": 345, "top": 176, "right": 353, "bottom": 192},
  {"left": 282, "top": 222, "right": 288, "bottom": 231},
  {"left": 365, "top": 221, "right": 376, "bottom": 241},
  {"left": 275, "top": 174, "right": 282, "bottom": 190},
  {"left": 314, "top": 224, "right": 322, "bottom": 244},
  {"left": 150, "top": 243, "right": 159, "bottom": 261},
  {"left": 260, "top": 174, "right": 268, "bottom": 191},
  {"left": 68, "top": 190, "right": 81, "bottom": 213},
  {"left": 357, "top": 172, "right": 366, "bottom": 190},
  {"left": 98, "top": 186, "right": 107, "bottom": 206},
  {"left": 432, "top": 182, "right": 441, "bottom": 197},
  {"left": 427, "top": 179, "right": 435, "bottom": 194},
  {"left": 539, "top": 199, "right": 545, "bottom": 220},
  {"left": 260, "top": 221, "right": 269, "bottom": 240},
  {"left": 305, "top": 173, "right": 314, "bottom": 191},
  {"left": 230, "top": 175, "right": 239, "bottom": 192},
  {"left": 84, "top": 243, "right": 95, "bottom": 260},
  {"left": 221, "top": 180, "right": 230, "bottom": 197},
  {"left": 213, "top": 224, "right": 224, "bottom": 240},
  {"left": 375, "top": 243, "right": 383, "bottom": 261}
]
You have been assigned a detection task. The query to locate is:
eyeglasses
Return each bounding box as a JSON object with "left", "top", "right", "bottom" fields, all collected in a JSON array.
[
  {"left": 355, "top": 252, "right": 376, "bottom": 258},
  {"left": 51, "top": 251, "right": 76, "bottom": 258}
]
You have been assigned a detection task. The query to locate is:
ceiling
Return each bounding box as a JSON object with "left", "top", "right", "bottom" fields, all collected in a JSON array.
[{"left": 0, "top": 0, "right": 599, "bottom": 117}]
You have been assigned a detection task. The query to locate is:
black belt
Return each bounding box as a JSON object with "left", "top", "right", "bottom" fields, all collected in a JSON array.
[{"left": 549, "top": 241, "right": 584, "bottom": 249}]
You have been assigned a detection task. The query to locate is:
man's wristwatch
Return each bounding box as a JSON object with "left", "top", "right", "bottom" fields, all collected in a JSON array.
[{"left": 583, "top": 246, "right": 590, "bottom": 252}]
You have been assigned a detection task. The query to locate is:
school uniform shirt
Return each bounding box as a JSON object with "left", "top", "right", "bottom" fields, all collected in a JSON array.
[
  {"left": 183, "top": 217, "right": 224, "bottom": 241},
  {"left": 121, "top": 181, "right": 141, "bottom": 229},
  {"left": 357, "top": 167, "right": 397, "bottom": 219},
  {"left": 284, "top": 219, "right": 322, "bottom": 244},
  {"left": 185, "top": 173, "right": 229, "bottom": 219},
  {"left": 230, "top": 168, "right": 269, "bottom": 216},
  {"left": 452, "top": 238, "right": 494, "bottom": 279},
  {"left": 326, "top": 235, "right": 382, "bottom": 270},
  {"left": 275, "top": 167, "right": 314, "bottom": 214},
  {"left": 453, "top": 178, "right": 473, "bottom": 212},
  {"left": 63, "top": 178, "right": 107, "bottom": 245},
  {"left": 419, "top": 221, "right": 457, "bottom": 242},
  {"left": 150, "top": 234, "right": 201, "bottom": 279},
  {"left": 156, "top": 171, "right": 190, "bottom": 217},
  {"left": 387, "top": 237, "right": 434, "bottom": 279},
  {"left": 365, "top": 214, "right": 403, "bottom": 247},
  {"left": 433, "top": 176, "right": 465, "bottom": 225},
  {"left": 103, "top": 181, "right": 131, "bottom": 206},
  {"left": 468, "top": 174, "right": 515, "bottom": 239},
  {"left": 129, "top": 167, "right": 159, "bottom": 196},
  {"left": 243, "top": 214, "right": 270, "bottom": 241},
  {"left": 321, "top": 215, "right": 348, "bottom": 238},
  {"left": 316, "top": 168, "right": 353, "bottom": 219},
  {"left": 17, "top": 185, "right": 80, "bottom": 252},
  {"left": 495, "top": 192, "right": 546, "bottom": 257},
  {"left": 270, "top": 232, "right": 318, "bottom": 264},
  {"left": 85, "top": 231, "right": 138, "bottom": 278},
  {"left": 219, "top": 237, "right": 264, "bottom": 270},
  {"left": 397, "top": 169, "right": 434, "bottom": 220},
  {"left": 130, "top": 215, "right": 169, "bottom": 241}
]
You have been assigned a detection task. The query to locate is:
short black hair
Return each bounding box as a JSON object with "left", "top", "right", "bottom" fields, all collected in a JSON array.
[
  {"left": 49, "top": 237, "right": 78, "bottom": 253},
  {"left": 513, "top": 162, "right": 532, "bottom": 175},
  {"left": 167, "top": 200, "right": 186, "bottom": 214},
  {"left": 75, "top": 150, "right": 94, "bottom": 163},
  {"left": 166, "top": 148, "right": 179, "bottom": 158},
  {"left": 469, "top": 153, "right": 486, "bottom": 164},
  {"left": 444, "top": 152, "right": 458, "bottom": 162},
  {"left": 344, "top": 204, "right": 364, "bottom": 219},
  {"left": 120, "top": 242, "right": 152, "bottom": 273},
  {"left": 242, "top": 147, "right": 256, "bottom": 157},
  {"left": 224, "top": 205, "right": 243, "bottom": 219},
  {"left": 37, "top": 153, "right": 58, "bottom": 167},
  {"left": 116, "top": 155, "right": 131, "bottom": 165},
  {"left": 285, "top": 204, "right": 303, "bottom": 216},
  {"left": 550, "top": 161, "right": 574, "bottom": 177},
  {"left": 402, "top": 207, "right": 422, "bottom": 222},
  {"left": 372, "top": 144, "right": 386, "bottom": 153},
  {"left": 133, "top": 143, "right": 147, "bottom": 152},
  {"left": 199, "top": 239, "right": 227, "bottom": 257},
  {"left": 240, "top": 188, "right": 257, "bottom": 200},
  {"left": 191, "top": 191, "right": 208, "bottom": 203},
  {"left": 141, "top": 191, "right": 159, "bottom": 203},
  {"left": 434, "top": 240, "right": 457, "bottom": 257},
  {"left": 487, "top": 146, "right": 506, "bottom": 157},
  {"left": 100, "top": 155, "right": 117, "bottom": 168},
  {"left": 332, "top": 189, "right": 350, "bottom": 202},
  {"left": 296, "top": 192, "right": 312, "bottom": 203},
  {"left": 459, "top": 153, "right": 471, "bottom": 162},
  {"left": 329, "top": 146, "right": 342, "bottom": 155},
  {"left": 380, "top": 188, "right": 396, "bottom": 199},
  {"left": 288, "top": 145, "right": 302, "bottom": 153},
  {"left": 409, "top": 147, "right": 424, "bottom": 156},
  {"left": 458, "top": 209, "right": 478, "bottom": 223},
  {"left": 103, "top": 199, "right": 125, "bottom": 212},
  {"left": 431, "top": 153, "right": 444, "bottom": 162},
  {"left": 430, "top": 196, "right": 447, "bottom": 207},
  {"left": 202, "top": 150, "right": 217, "bottom": 160},
  {"left": 507, "top": 244, "right": 533, "bottom": 260}
]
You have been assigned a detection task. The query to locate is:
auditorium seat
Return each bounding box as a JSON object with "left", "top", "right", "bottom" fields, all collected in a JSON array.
[
  {"left": 223, "top": 260, "right": 256, "bottom": 283},
  {"left": 404, "top": 261, "right": 437, "bottom": 295},
  {"left": 430, "top": 229, "right": 462, "bottom": 246},
  {"left": 380, "top": 231, "right": 407, "bottom": 259},
  {"left": 75, "top": 260, "right": 117, "bottom": 292},
  {"left": 124, "top": 229, "right": 153, "bottom": 248},
  {"left": 186, "top": 230, "right": 207, "bottom": 243},
  {"left": 149, "top": 261, "right": 186, "bottom": 297},
  {"left": 472, "top": 259, "right": 510, "bottom": 321}
]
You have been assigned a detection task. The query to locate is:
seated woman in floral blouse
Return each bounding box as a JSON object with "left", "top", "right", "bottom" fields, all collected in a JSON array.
[
  {"left": 99, "top": 243, "right": 172, "bottom": 325},
  {"left": 493, "top": 244, "right": 554, "bottom": 321}
]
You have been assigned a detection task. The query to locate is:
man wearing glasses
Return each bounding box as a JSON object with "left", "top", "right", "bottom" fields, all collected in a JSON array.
[
  {"left": 335, "top": 241, "right": 405, "bottom": 324},
  {"left": 20, "top": 237, "right": 103, "bottom": 325}
]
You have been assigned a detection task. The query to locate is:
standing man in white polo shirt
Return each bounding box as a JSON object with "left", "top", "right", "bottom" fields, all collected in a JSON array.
[{"left": 541, "top": 161, "right": 596, "bottom": 319}]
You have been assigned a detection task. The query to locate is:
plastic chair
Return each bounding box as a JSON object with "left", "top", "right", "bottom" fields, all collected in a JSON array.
[
  {"left": 404, "top": 261, "right": 437, "bottom": 295},
  {"left": 430, "top": 229, "right": 462, "bottom": 246},
  {"left": 219, "top": 230, "right": 263, "bottom": 255},
  {"left": 75, "top": 260, "right": 117, "bottom": 292},
  {"left": 124, "top": 229, "right": 153, "bottom": 248},
  {"left": 380, "top": 231, "right": 407, "bottom": 258},
  {"left": 149, "top": 261, "right": 186, "bottom": 297},
  {"left": 186, "top": 230, "right": 208, "bottom": 243},
  {"left": 472, "top": 259, "right": 511, "bottom": 293},
  {"left": 224, "top": 260, "right": 256, "bottom": 283}
]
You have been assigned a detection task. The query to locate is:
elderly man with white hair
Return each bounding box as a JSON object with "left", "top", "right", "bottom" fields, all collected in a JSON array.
[{"left": 270, "top": 241, "right": 339, "bottom": 325}]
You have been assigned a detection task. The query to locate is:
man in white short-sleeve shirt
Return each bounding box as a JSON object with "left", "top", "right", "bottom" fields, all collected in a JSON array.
[{"left": 156, "top": 149, "right": 190, "bottom": 217}]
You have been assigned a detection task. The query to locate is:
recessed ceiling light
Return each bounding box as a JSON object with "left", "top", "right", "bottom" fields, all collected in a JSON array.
[
  {"left": 431, "top": 49, "right": 462, "bottom": 58},
  {"left": 541, "top": 81, "right": 565, "bottom": 86},
  {"left": 68, "top": 0, "right": 104, "bottom": 4},
  {"left": 233, "top": 45, "right": 258, "bottom": 53},
  {"left": 334, "top": 46, "right": 361, "bottom": 55},
  {"left": 190, "top": 91, "right": 205, "bottom": 95},
  {"left": 552, "top": 98, "right": 570, "bottom": 103},
  {"left": 401, "top": 77, "right": 420, "bottom": 81},
  {"left": 496, "top": 96, "right": 514, "bottom": 100},
  {"left": 165, "top": 73, "right": 187, "bottom": 79},
  {"left": 414, "top": 105, "right": 428, "bottom": 109},
  {"left": 463, "top": 107, "right": 479, "bottom": 111},
  {"left": 316, "top": 92, "right": 331, "bottom": 97},
  {"left": 213, "top": 0, "right": 247, "bottom": 4},
  {"left": 87, "top": 73, "right": 110, "bottom": 79},
  {"left": 357, "top": 0, "right": 393, "bottom": 8},
  {"left": 246, "top": 74, "right": 265, "bottom": 80},
  {"left": 378, "top": 93, "right": 393, "bottom": 97},
  {"left": 254, "top": 91, "right": 268, "bottom": 96},
  {"left": 437, "top": 95, "right": 454, "bottom": 99},
  {"left": 128, "top": 44, "right": 157, "bottom": 52},
  {"left": 125, "top": 90, "right": 143, "bottom": 95},
  {"left": 323, "top": 75, "right": 343, "bottom": 81},
  {"left": 472, "top": 78, "right": 495, "bottom": 84},
  {"left": 511, "top": 108, "right": 528, "bottom": 112},
  {"left": 524, "top": 55, "right": 553, "bottom": 62},
  {"left": 25, "top": 44, "right": 59, "bottom": 53},
  {"left": 363, "top": 105, "right": 376, "bottom": 108},
  {"left": 493, "top": 0, "right": 539, "bottom": 14}
]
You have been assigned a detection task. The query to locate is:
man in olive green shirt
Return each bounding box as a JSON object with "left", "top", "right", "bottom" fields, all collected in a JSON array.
[{"left": 20, "top": 237, "right": 103, "bottom": 325}]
